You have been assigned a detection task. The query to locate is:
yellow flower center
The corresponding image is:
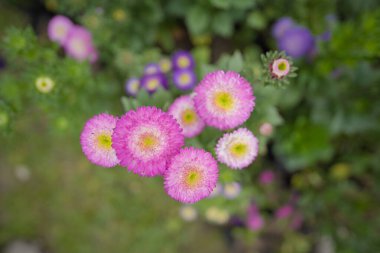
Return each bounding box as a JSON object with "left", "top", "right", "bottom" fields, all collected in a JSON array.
[
  {"left": 139, "top": 133, "right": 158, "bottom": 151},
  {"left": 278, "top": 62, "right": 287, "bottom": 71},
  {"left": 146, "top": 79, "right": 159, "bottom": 90},
  {"left": 214, "top": 91, "right": 234, "bottom": 111},
  {"left": 229, "top": 142, "right": 248, "bottom": 157},
  {"left": 97, "top": 134, "right": 112, "bottom": 149},
  {"left": 159, "top": 59, "right": 171, "bottom": 73},
  {"left": 129, "top": 80, "right": 139, "bottom": 92},
  {"left": 181, "top": 109, "right": 197, "bottom": 125},
  {"left": 185, "top": 169, "right": 202, "bottom": 187},
  {"left": 178, "top": 56, "right": 190, "bottom": 68},
  {"left": 179, "top": 73, "right": 191, "bottom": 85}
]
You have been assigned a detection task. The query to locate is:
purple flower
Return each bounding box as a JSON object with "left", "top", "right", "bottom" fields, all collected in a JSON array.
[
  {"left": 223, "top": 182, "right": 241, "bottom": 199},
  {"left": 247, "top": 204, "right": 264, "bottom": 231},
  {"left": 144, "top": 63, "right": 161, "bottom": 75},
  {"left": 173, "top": 69, "right": 197, "bottom": 90},
  {"left": 278, "top": 26, "right": 315, "bottom": 58},
  {"left": 125, "top": 77, "right": 140, "bottom": 97},
  {"left": 63, "top": 25, "right": 96, "bottom": 62},
  {"left": 272, "top": 17, "right": 295, "bottom": 40},
  {"left": 48, "top": 15, "right": 73, "bottom": 45},
  {"left": 319, "top": 31, "right": 332, "bottom": 42},
  {"left": 259, "top": 170, "right": 275, "bottom": 185},
  {"left": 172, "top": 50, "right": 195, "bottom": 70},
  {"left": 141, "top": 73, "right": 168, "bottom": 94},
  {"left": 275, "top": 204, "right": 294, "bottom": 219}
]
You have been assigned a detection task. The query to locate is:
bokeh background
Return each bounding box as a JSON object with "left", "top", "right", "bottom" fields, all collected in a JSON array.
[{"left": 1, "top": 0, "right": 380, "bottom": 253}]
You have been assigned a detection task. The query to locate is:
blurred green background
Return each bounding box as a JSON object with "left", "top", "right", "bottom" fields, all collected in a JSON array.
[{"left": 1, "top": 0, "right": 380, "bottom": 253}]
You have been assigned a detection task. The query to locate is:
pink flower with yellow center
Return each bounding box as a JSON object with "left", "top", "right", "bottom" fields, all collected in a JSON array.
[
  {"left": 112, "top": 106, "right": 184, "bottom": 177},
  {"left": 194, "top": 70, "right": 255, "bottom": 130},
  {"left": 271, "top": 58, "right": 290, "bottom": 78},
  {"left": 164, "top": 147, "right": 219, "bottom": 203},
  {"left": 48, "top": 15, "right": 73, "bottom": 45},
  {"left": 80, "top": 113, "right": 119, "bottom": 167},
  {"left": 216, "top": 128, "right": 259, "bottom": 169},
  {"left": 168, "top": 95, "right": 205, "bottom": 138}
]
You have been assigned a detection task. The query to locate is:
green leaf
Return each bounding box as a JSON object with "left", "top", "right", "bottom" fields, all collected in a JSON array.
[
  {"left": 227, "top": 51, "right": 244, "bottom": 72},
  {"left": 209, "top": 0, "right": 230, "bottom": 9},
  {"left": 186, "top": 6, "right": 210, "bottom": 35},
  {"left": 212, "top": 12, "right": 234, "bottom": 37},
  {"left": 247, "top": 11, "right": 266, "bottom": 30}
]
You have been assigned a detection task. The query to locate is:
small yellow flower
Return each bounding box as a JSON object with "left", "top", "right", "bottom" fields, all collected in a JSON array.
[
  {"left": 330, "top": 163, "right": 351, "bottom": 180},
  {"left": 35, "top": 76, "right": 55, "bottom": 93},
  {"left": 205, "top": 207, "right": 230, "bottom": 225},
  {"left": 112, "top": 9, "right": 127, "bottom": 22}
]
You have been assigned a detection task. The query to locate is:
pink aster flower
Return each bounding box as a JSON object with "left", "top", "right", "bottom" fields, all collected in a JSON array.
[
  {"left": 216, "top": 128, "right": 259, "bottom": 169},
  {"left": 259, "top": 169, "right": 275, "bottom": 185},
  {"left": 168, "top": 95, "right": 205, "bottom": 138},
  {"left": 247, "top": 204, "right": 264, "bottom": 231},
  {"left": 48, "top": 15, "right": 73, "bottom": 45},
  {"left": 194, "top": 70, "right": 255, "bottom": 130},
  {"left": 164, "top": 147, "right": 219, "bottom": 203},
  {"left": 275, "top": 204, "right": 294, "bottom": 219},
  {"left": 112, "top": 106, "right": 184, "bottom": 177},
  {"left": 271, "top": 58, "right": 290, "bottom": 78},
  {"left": 80, "top": 113, "right": 119, "bottom": 167},
  {"left": 259, "top": 122, "right": 273, "bottom": 136},
  {"left": 63, "top": 25, "right": 95, "bottom": 62}
]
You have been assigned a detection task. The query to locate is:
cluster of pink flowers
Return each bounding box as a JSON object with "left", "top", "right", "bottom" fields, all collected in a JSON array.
[
  {"left": 81, "top": 70, "right": 260, "bottom": 203},
  {"left": 48, "top": 15, "right": 98, "bottom": 63}
]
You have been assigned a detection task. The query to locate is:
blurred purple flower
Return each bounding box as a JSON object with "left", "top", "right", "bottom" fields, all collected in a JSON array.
[
  {"left": 247, "top": 204, "right": 264, "bottom": 231},
  {"left": 172, "top": 50, "right": 194, "bottom": 70},
  {"left": 144, "top": 63, "right": 161, "bottom": 75},
  {"left": 141, "top": 73, "right": 167, "bottom": 94},
  {"left": 173, "top": 69, "right": 196, "bottom": 90},
  {"left": 319, "top": 31, "right": 332, "bottom": 42},
  {"left": 48, "top": 15, "right": 73, "bottom": 45},
  {"left": 125, "top": 77, "right": 140, "bottom": 97},
  {"left": 278, "top": 26, "right": 315, "bottom": 58},
  {"left": 259, "top": 170, "right": 275, "bottom": 185},
  {"left": 272, "top": 17, "right": 295, "bottom": 40},
  {"left": 223, "top": 182, "right": 241, "bottom": 199},
  {"left": 275, "top": 204, "right": 294, "bottom": 219}
]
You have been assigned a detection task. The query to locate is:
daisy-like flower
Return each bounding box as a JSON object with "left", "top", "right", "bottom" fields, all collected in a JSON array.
[
  {"left": 168, "top": 95, "right": 205, "bottom": 138},
  {"left": 112, "top": 106, "right": 184, "bottom": 177},
  {"left": 80, "top": 113, "right": 119, "bottom": 167},
  {"left": 173, "top": 69, "right": 197, "bottom": 90},
  {"left": 63, "top": 26, "right": 95, "bottom": 61},
  {"left": 47, "top": 15, "right": 73, "bottom": 45},
  {"left": 172, "top": 50, "right": 194, "bottom": 70},
  {"left": 205, "top": 207, "right": 230, "bottom": 225},
  {"left": 223, "top": 182, "right": 241, "bottom": 199},
  {"left": 35, "top": 76, "right": 55, "bottom": 93},
  {"left": 179, "top": 205, "right": 198, "bottom": 222},
  {"left": 194, "top": 70, "right": 255, "bottom": 130},
  {"left": 125, "top": 77, "right": 140, "bottom": 97},
  {"left": 159, "top": 58, "right": 172, "bottom": 73},
  {"left": 164, "top": 147, "right": 218, "bottom": 203},
  {"left": 216, "top": 128, "right": 259, "bottom": 169},
  {"left": 141, "top": 73, "right": 168, "bottom": 94},
  {"left": 144, "top": 63, "right": 161, "bottom": 75},
  {"left": 271, "top": 58, "right": 290, "bottom": 79},
  {"left": 259, "top": 122, "right": 273, "bottom": 136}
]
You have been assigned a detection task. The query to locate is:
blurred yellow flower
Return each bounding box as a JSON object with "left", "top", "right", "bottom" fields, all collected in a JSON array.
[
  {"left": 112, "top": 9, "right": 127, "bottom": 22},
  {"left": 205, "top": 207, "right": 230, "bottom": 225},
  {"left": 330, "top": 163, "right": 351, "bottom": 180},
  {"left": 35, "top": 76, "right": 55, "bottom": 94}
]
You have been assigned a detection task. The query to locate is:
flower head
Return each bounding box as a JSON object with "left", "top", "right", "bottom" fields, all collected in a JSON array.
[
  {"left": 194, "top": 71, "right": 255, "bottom": 130},
  {"left": 278, "top": 26, "right": 315, "bottom": 58},
  {"left": 271, "top": 58, "right": 290, "bottom": 79},
  {"left": 223, "top": 182, "right": 241, "bottom": 199},
  {"left": 179, "top": 205, "right": 198, "bottom": 222},
  {"left": 80, "top": 113, "right": 119, "bottom": 167},
  {"left": 35, "top": 76, "right": 55, "bottom": 93},
  {"left": 205, "top": 207, "right": 230, "bottom": 225},
  {"left": 125, "top": 77, "right": 140, "bottom": 97},
  {"left": 144, "top": 63, "right": 161, "bottom": 75},
  {"left": 159, "top": 58, "right": 172, "bottom": 73},
  {"left": 141, "top": 73, "right": 168, "bottom": 94},
  {"left": 168, "top": 95, "right": 205, "bottom": 138},
  {"left": 172, "top": 50, "right": 194, "bottom": 70},
  {"left": 164, "top": 147, "right": 219, "bottom": 203},
  {"left": 63, "top": 25, "right": 95, "bottom": 61},
  {"left": 48, "top": 15, "right": 73, "bottom": 45},
  {"left": 259, "top": 169, "right": 275, "bottom": 185},
  {"left": 259, "top": 122, "right": 273, "bottom": 136},
  {"left": 173, "top": 69, "right": 197, "bottom": 90},
  {"left": 216, "top": 128, "right": 259, "bottom": 169},
  {"left": 272, "top": 17, "right": 295, "bottom": 40},
  {"left": 247, "top": 204, "right": 264, "bottom": 231},
  {"left": 112, "top": 106, "right": 184, "bottom": 177},
  {"left": 275, "top": 204, "right": 294, "bottom": 219}
]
